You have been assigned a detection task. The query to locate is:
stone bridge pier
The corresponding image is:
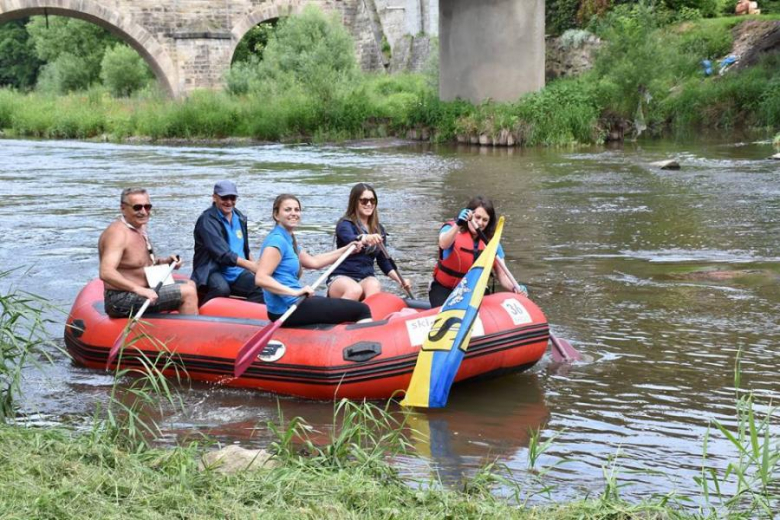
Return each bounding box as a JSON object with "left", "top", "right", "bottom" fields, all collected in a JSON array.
[{"left": 439, "top": 0, "right": 545, "bottom": 103}]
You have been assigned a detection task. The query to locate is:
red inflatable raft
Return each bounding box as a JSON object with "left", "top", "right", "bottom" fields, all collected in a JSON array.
[{"left": 64, "top": 279, "right": 550, "bottom": 400}]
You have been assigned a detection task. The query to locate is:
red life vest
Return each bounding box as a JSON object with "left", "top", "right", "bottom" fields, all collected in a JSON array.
[{"left": 432, "top": 221, "right": 485, "bottom": 289}]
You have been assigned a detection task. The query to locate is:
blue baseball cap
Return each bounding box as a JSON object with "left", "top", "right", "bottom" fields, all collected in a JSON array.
[{"left": 213, "top": 180, "right": 238, "bottom": 197}]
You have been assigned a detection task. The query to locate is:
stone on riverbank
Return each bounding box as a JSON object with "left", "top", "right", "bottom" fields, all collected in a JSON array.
[
  {"left": 199, "top": 445, "right": 278, "bottom": 474},
  {"left": 771, "top": 153, "right": 780, "bottom": 160}
]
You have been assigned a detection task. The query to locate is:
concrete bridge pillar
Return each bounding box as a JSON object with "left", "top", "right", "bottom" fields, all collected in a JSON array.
[{"left": 439, "top": 0, "right": 545, "bottom": 103}]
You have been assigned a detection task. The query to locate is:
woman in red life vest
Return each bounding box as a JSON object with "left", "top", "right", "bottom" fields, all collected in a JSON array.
[{"left": 429, "top": 195, "right": 518, "bottom": 307}]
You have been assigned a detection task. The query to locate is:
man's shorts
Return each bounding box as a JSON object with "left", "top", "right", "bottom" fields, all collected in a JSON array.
[{"left": 104, "top": 282, "right": 183, "bottom": 318}]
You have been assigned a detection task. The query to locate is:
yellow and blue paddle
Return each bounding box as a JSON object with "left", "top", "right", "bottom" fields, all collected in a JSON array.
[{"left": 401, "top": 217, "right": 505, "bottom": 408}]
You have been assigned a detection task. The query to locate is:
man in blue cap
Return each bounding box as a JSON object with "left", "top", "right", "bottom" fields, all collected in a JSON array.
[{"left": 191, "top": 180, "right": 264, "bottom": 305}]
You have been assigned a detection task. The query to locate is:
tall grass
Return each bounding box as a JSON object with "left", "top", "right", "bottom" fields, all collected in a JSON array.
[
  {"left": 695, "top": 349, "right": 780, "bottom": 518},
  {"left": 0, "top": 270, "right": 58, "bottom": 422},
  {"left": 93, "top": 329, "right": 188, "bottom": 450}
]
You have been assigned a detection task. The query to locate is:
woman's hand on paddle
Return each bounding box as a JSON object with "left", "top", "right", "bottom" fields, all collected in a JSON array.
[
  {"left": 513, "top": 284, "right": 529, "bottom": 297},
  {"left": 360, "top": 233, "right": 383, "bottom": 246},
  {"left": 400, "top": 278, "right": 412, "bottom": 292},
  {"left": 294, "top": 285, "right": 315, "bottom": 298},
  {"left": 456, "top": 208, "right": 472, "bottom": 226}
]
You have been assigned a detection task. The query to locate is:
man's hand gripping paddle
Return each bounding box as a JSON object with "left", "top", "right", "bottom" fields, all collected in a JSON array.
[{"left": 106, "top": 256, "right": 179, "bottom": 369}]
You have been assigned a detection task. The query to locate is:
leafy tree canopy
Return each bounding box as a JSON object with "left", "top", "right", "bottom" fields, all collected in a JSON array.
[
  {"left": 0, "top": 19, "right": 42, "bottom": 90},
  {"left": 232, "top": 22, "right": 276, "bottom": 64},
  {"left": 27, "top": 16, "right": 121, "bottom": 83}
]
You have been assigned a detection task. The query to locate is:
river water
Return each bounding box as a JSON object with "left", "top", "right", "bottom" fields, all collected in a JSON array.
[{"left": 1, "top": 137, "right": 778, "bottom": 504}]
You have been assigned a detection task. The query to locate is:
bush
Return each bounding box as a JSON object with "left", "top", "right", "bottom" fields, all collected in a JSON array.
[
  {"left": 515, "top": 79, "right": 601, "bottom": 145},
  {"left": 590, "top": 3, "right": 678, "bottom": 120},
  {"left": 547, "top": 0, "right": 582, "bottom": 35},
  {"left": 225, "top": 58, "right": 259, "bottom": 96},
  {"left": 252, "top": 5, "right": 357, "bottom": 102},
  {"left": 36, "top": 53, "right": 93, "bottom": 94},
  {"left": 672, "top": 18, "right": 734, "bottom": 59},
  {"left": 100, "top": 44, "right": 152, "bottom": 97},
  {"left": 660, "top": 55, "right": 780, "bottom": 130},
  {"left": 662, "top": 0, "right": 731, "bottom": 17},
  {"left": 0, "top": 88, "right": 17, "bottom": 129}
]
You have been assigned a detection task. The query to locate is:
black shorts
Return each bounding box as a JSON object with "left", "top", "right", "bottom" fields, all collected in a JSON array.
[{"left": 104, "top": 282, "right": 183, "bottom": 318}]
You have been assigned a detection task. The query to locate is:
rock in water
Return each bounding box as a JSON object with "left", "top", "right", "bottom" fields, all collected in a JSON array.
[{"left": 651, "top": 159, "right": 681, "bottom": 170}]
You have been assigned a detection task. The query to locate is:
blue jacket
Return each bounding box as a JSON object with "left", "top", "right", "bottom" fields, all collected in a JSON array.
[
  {"left": 191, "top": 205, "right": 251, "bottom": 288},
  {"left": 331, "top": 219, "right": 393, "bottom": 280}
]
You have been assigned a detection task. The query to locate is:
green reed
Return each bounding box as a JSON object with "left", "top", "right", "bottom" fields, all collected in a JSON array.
[
  {"left": 269, "top": 398, "right": 414, "bottom": 479},
  {"left": 695, "top": 348, "right": 779, "bottom": 518},
  {"left": 92, "top": 327, "right": 188, "bottom": 450},
  {"left": 0, "top": 269, "right": 60, "bottom": 422}
]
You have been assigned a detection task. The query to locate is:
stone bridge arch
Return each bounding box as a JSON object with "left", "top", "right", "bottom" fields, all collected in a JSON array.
[
  {"left": 230, "top": 1, "right": 305, "bottom": 60},
  {"left": 0, "top": 0, "right": 178, "bottom": 95},
  {"left": 1, "top": 1, "right": 545, "bottom": 101}
]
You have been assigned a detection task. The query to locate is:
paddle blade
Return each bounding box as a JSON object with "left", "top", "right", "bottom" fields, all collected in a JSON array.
[
  {"left": 550, "top": 332, "right": 581, "bottom": 362},
  {"left": 401, "top": 217, "right": 505, "bottom": 409},
  {"left": 106, "top": 330, "right": 129, "bottom": 369},
  {"left": 234, "top": 320, "right": 283, "bottom": 377}
]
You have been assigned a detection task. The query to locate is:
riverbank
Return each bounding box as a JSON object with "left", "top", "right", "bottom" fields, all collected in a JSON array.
[
  {"left": 1, "top": 15, "right": 777, "bottom": 148},
  {"left": 0, "top": 424, "right": 674, "bottom": 519}
]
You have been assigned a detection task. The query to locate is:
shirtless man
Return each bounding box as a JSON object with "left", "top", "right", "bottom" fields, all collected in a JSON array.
[{"left": 98, "top": 187, "right": 198, "bottom": 318}]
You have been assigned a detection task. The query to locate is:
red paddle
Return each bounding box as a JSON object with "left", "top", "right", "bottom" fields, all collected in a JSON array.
[
  {"left": 234, "top": 243, "right": 357, "bottom": 378},
  {"left": 106, "top": 258, "right": 178, "bottom": 369},
  {"left": 474, "top": 226, "right": 581, "bottom": 363},
  {"left": 494, "top": 256, "right": 581, "bottom": 362}
]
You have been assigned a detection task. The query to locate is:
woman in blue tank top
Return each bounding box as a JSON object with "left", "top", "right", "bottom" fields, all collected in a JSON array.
[{"left": 254, "top": 194, "right": 372, "bottom": 328}]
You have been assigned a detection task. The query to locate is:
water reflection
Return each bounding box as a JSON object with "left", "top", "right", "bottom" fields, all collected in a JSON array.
[{"left": 404, "top": 374, "right": 549, "bottom": 486}]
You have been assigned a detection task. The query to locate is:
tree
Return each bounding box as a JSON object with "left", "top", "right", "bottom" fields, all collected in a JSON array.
[
  {"left": 0, "top": 19, "right": 42, "bottom": 90},
  {"left": 232, "top": 22, "right": 276, "bottom": 64},
  {"left": 100, "top": 44, "right": 152, "bottom": 97},
  {"left": 256, "top": 5, "right": 357, "bottom": 100},
  {"left": 35, "top": 53, "right": 93, "bottom": 94},
  {"left": 27, "top": 16, "right": 121, "bottom": 88}
]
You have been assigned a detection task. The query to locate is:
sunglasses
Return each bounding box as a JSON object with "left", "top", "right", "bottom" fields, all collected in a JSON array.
[
  {"left": 124, "top": 203, "right": 153, "bottom": 212},
  {"left": 359, "top": 197, "right": 376, "bottom": 206},
  {"left": 217, "top": 194, "right": 237, "bottom": 202}
]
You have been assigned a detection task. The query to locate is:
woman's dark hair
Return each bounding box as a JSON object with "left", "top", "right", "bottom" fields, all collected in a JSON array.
[
  {"left": 459, "top": 195, "right": 498, "bottom": 239},
  {"left": 342, "top": 182, "right": 380, "bottom": 233}
]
